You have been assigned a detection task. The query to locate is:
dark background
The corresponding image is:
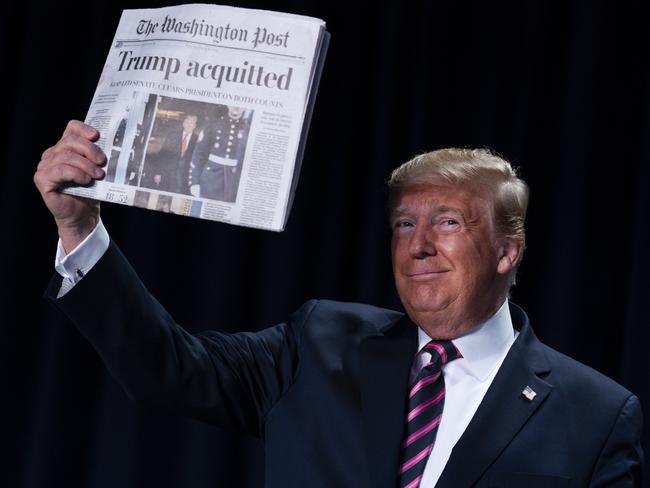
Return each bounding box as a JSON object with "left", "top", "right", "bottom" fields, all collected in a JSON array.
[{"left": 2, "top": 1, "right": 649, "bottom": 487}]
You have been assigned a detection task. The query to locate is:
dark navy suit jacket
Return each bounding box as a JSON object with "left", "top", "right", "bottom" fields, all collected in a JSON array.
[{"left": 47, "top": 243, "right": 644, "bottom": 487}]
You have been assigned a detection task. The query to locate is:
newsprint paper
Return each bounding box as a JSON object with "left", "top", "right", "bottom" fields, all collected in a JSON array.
[{"left": 63, "top": 3, "right": 329, "bottom": 231}]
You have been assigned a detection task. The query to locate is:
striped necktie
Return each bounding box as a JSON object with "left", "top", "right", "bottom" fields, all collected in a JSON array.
[{"left": 398, "top": 340, "right": 462, "bottom": 488}]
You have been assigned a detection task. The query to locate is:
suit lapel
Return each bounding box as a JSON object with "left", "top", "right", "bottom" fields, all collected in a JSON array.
[
  {"left": 360, "top": 315, "right": 418, "bottom": 488},
  {"left": 436, "top": 304, "right": 553, "bottom": 487}
]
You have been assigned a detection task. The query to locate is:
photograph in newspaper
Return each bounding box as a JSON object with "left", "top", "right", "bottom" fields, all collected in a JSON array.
[
  {"left": 105, "top": 94, "right": 253, "bottom": 203},
  {"left": 133, "top": 189, "right": 202, "bottom": 217},
  {"left": 61, "top": 3, "right": 329, "bottom": 231}
]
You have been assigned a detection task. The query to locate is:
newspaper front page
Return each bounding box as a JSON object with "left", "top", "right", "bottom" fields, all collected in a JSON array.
[{"left": 64, "top": 3, "right": 329, "bottom": 231}]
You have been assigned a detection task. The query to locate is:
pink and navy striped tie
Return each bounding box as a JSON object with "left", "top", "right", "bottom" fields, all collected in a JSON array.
[{"left": 398, "top": 340, "right": 462, "bottom": 488}]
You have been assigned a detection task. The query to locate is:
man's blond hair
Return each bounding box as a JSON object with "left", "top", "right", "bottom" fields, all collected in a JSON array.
[{"left": 388, "top": 148, "right": 529, "bottom": 243}]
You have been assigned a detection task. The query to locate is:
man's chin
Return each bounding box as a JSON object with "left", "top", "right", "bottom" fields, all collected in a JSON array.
[
  {"left": 403, "top": 300, "right": 453, "bottom": 321},
  {"left": 404, "top": 306, "right": 474, "bottom": 339}
]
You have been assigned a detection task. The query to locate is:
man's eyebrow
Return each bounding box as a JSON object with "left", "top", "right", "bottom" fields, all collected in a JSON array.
[
  {"left": 390, "top": 205, "right": 409, "bottom": 217},
  {"left": 390, "top": 204, "right": 465, "bottom": 219},
  {"left": 433, "top": 205, "right": 464, "bottom": 215}
]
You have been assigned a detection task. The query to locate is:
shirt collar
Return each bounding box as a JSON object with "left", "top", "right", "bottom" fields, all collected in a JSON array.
[{"left": 417, "top": 300, "right": 516, "bottom": 382}]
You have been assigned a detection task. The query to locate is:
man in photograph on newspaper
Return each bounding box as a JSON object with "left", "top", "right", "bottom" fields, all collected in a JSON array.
[
  {"left": 158, "top": 113, "right": 199, "bottom": 195},
  {"left": 34, "top": 120, "right": 644, "bottom": 487},
  {"left": 189, "top": 104, "right": 252, "bottom": 203},
  {"left": 140, "top": 114, "right": 197, "bottom": 194}
]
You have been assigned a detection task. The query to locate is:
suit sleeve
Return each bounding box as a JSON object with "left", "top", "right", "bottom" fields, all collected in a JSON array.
[
  {"left": 45, "top": 241, "right": 315, "bottom": 438},
  {"left": 589, "top": 394, "right": 645, "bottom": 487}
]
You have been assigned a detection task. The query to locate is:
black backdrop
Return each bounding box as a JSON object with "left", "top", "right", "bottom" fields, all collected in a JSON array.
[{"left": 2, "top": 1, "right": 649, "bottom": 487}]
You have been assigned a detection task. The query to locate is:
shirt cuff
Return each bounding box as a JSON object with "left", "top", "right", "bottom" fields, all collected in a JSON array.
[{"left": 54, "top": 219, "right": 110, "bottom": 285}]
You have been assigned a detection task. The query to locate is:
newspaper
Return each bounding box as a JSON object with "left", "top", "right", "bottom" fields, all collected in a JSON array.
[{"left": 63, "top": 3, "right": 329, "bottom": 231}]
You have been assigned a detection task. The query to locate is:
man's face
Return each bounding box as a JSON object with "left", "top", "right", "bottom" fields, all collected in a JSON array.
[
  {"left": 183, "top": 116, "right": 198, "bottom": 133},
  {"left": 390, "top": 183, "right": 513, "bottom": 338},
  {"left": 228, "top": 106, "right": 244, "bottom": 119}
]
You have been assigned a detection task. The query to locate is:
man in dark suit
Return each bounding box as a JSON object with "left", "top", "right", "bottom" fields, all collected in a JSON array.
[
  {"left": 154, "top": 114, "right": 199, "bottom": 194},
  {"left": 34, "top": 121, "right": 644, "bottom": 487}
]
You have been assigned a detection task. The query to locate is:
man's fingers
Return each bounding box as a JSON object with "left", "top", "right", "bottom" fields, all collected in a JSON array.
[
  {"left": 62, "top": 120, "right": 100, "bottom": 142},
  {"left": 56, "top": 164, "right": 94, "bottom": 187},
  {"left": 41, "top": 120, "right": 105, "bottom": 166},
  {"left": 35, "top": 163, "right": 94, "bottom": 193},
  {"left": 41, "top": 133, "right": 106, "bottom": 167},
  {"left": 39, "top": 148, "right": 105, "bottom": 179},
  {"left": 60, "top": 133, "right": 106, "bottom": 165},
  {"left": 35, "top": 121, "right": 106, "bottom": 201}
]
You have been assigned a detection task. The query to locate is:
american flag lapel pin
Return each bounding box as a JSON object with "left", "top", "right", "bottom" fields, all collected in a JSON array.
[{"left": 521, "top": 386, "right": 537, "bottom": 401}]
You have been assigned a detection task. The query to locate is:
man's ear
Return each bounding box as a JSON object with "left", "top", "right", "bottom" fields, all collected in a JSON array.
[{"left": 496, "top": 238, "right": 524, "bottom": 275}]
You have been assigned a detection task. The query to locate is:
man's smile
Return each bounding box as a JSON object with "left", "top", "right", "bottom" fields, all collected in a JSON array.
[{"left": 405, "top": 270, "right": 450, "bottom": 279}]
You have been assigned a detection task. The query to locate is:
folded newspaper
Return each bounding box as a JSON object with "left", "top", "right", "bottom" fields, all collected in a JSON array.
[{"left": 64, "top": 3, "right": 329, "bottom": 231}]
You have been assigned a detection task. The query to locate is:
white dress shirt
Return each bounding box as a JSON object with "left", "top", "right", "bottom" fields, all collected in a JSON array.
[
  {"left": 413, "top": 301, "right": 518, "bottom": 486},
  {"left": 54, "top": 220, "right": 109, "bottom": 297},
  {"left": 55, "top": 223, "right": 518, "bottom": 486}
]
